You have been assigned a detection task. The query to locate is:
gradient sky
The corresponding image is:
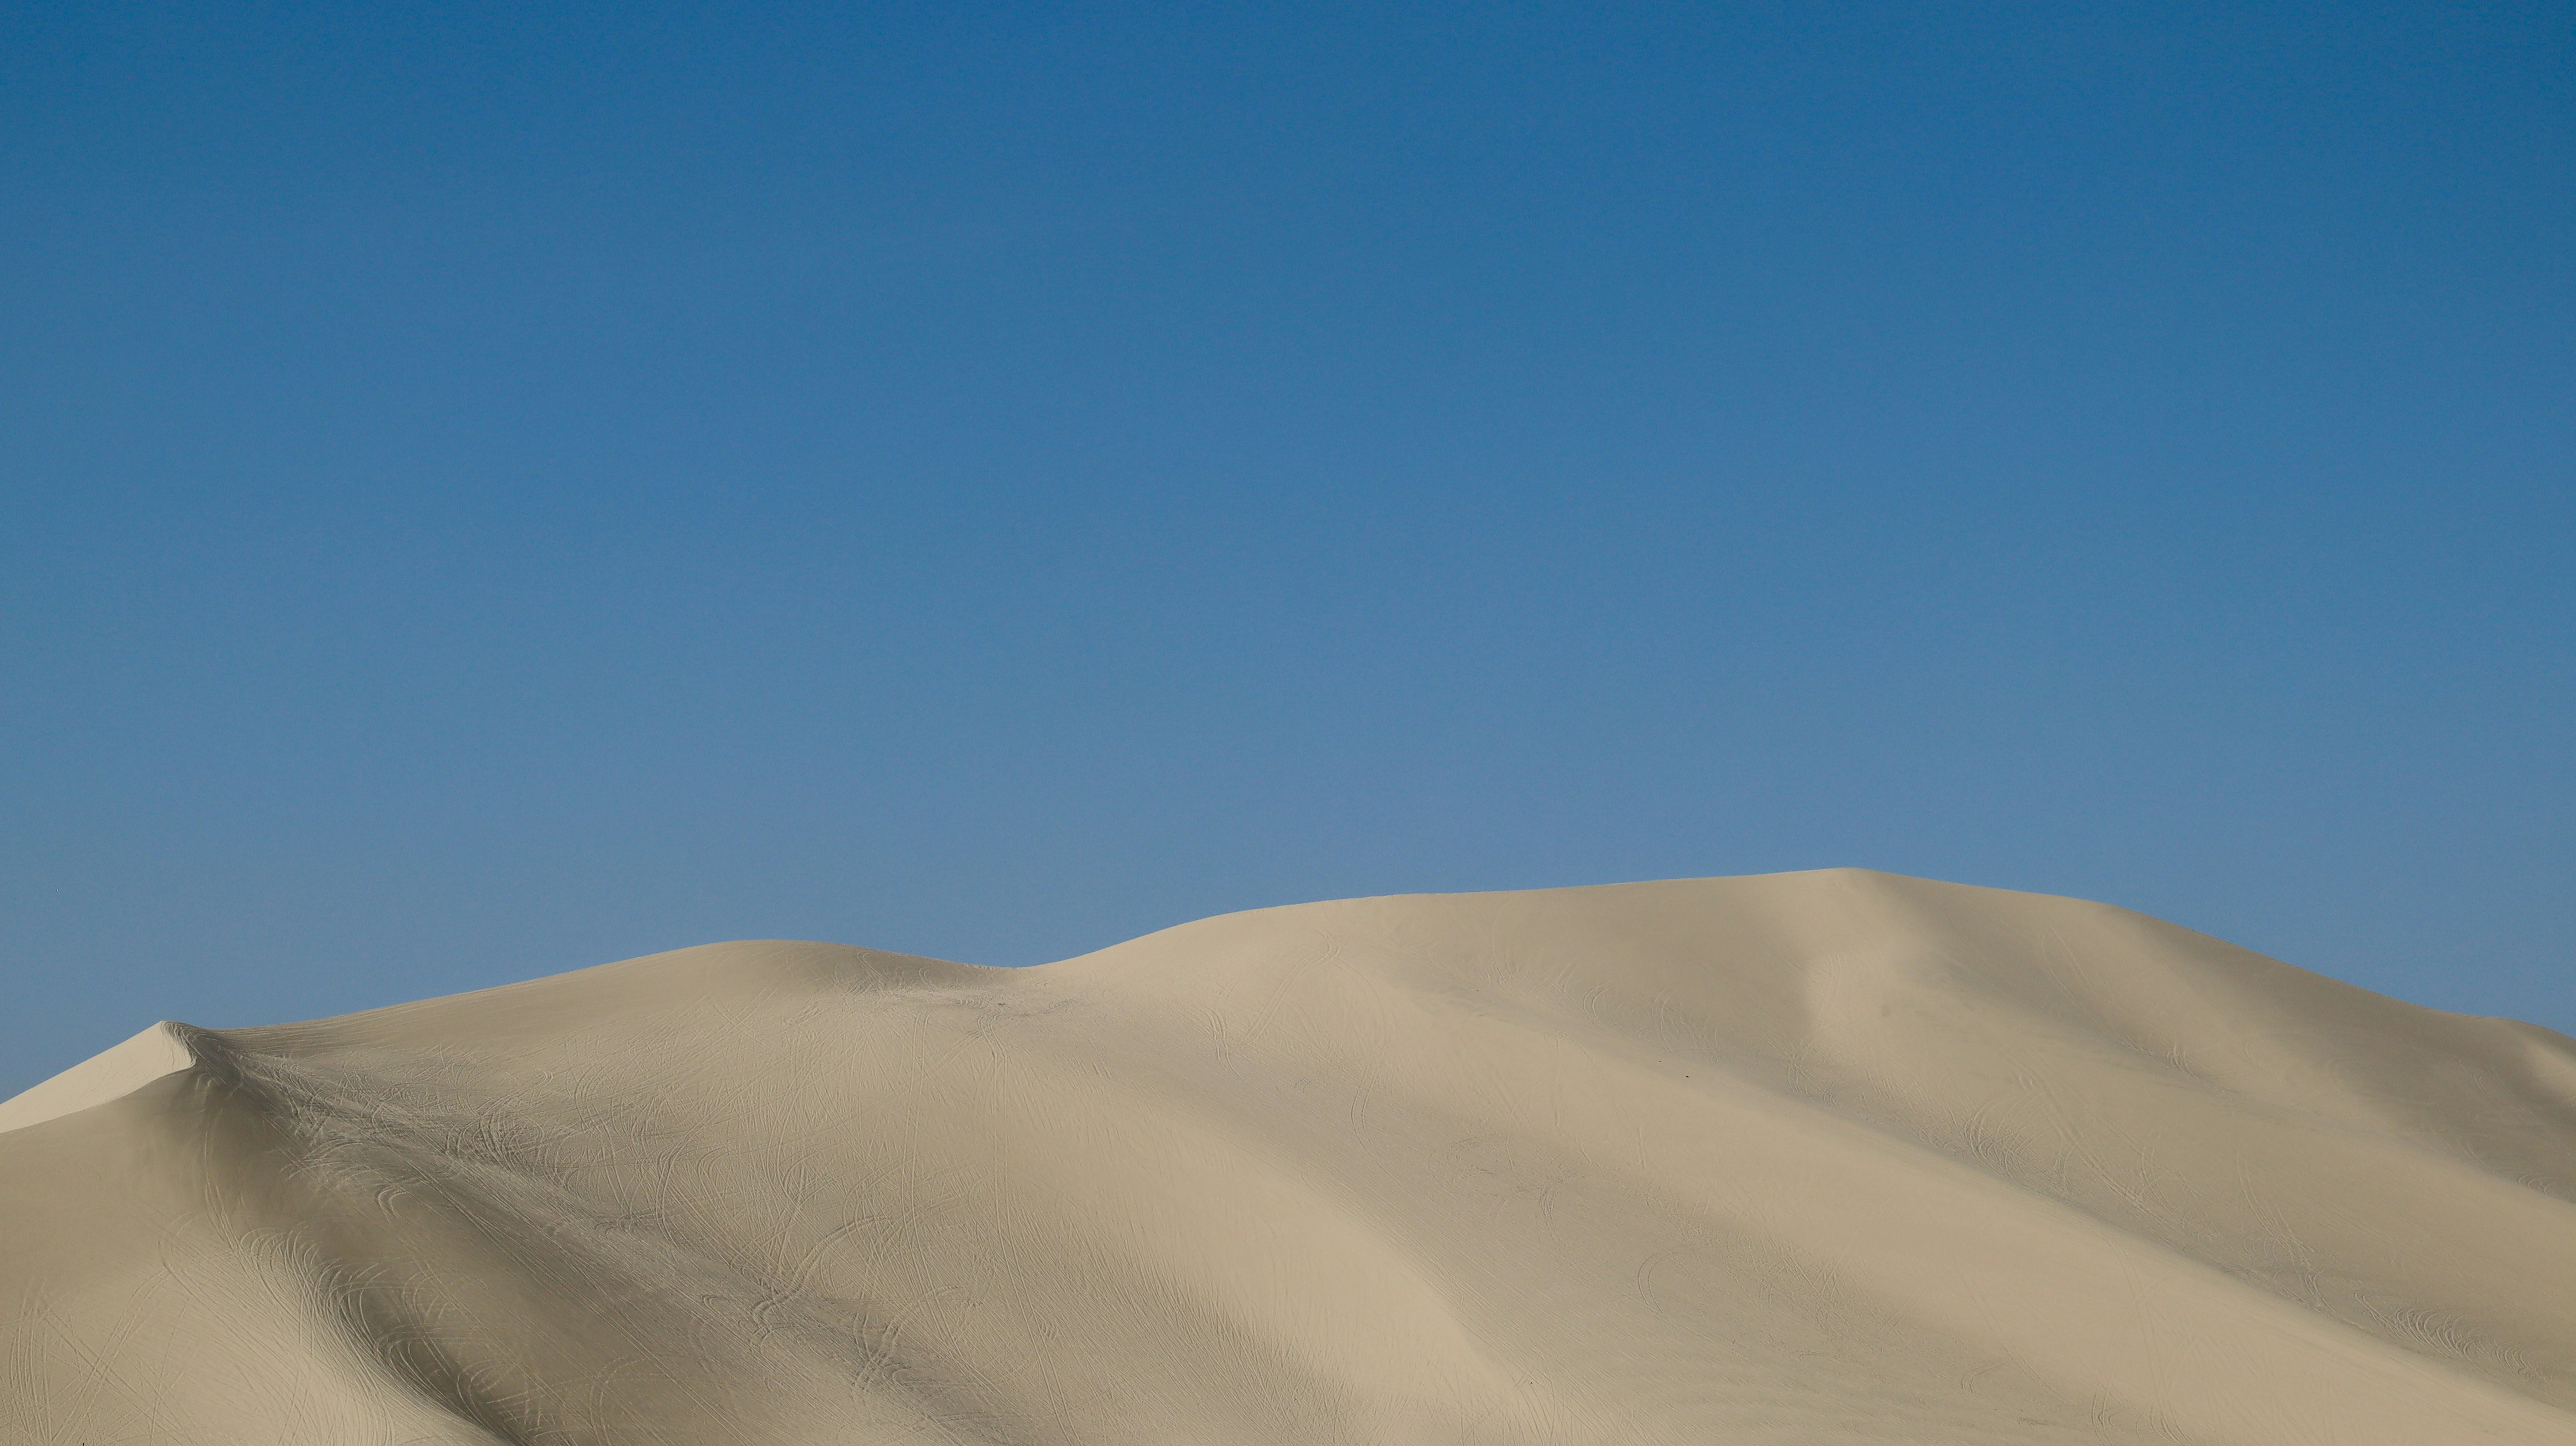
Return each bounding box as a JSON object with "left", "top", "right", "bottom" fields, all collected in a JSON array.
[{"left": 3, "top": 1, "right": 2569, "bottom": 1095}]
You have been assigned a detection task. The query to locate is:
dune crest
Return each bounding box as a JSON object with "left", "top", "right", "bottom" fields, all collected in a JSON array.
[
  {"left": 0, "top": 1019, "right": 201, "bottom": 1134},
  {"left": 4, "top": 869, "right": 2573, "bottom": 1444}
]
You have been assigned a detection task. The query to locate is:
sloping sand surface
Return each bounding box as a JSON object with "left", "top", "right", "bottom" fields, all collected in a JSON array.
[{"left": 5, "top": 869, "right": 2574, "bottom": 1443}]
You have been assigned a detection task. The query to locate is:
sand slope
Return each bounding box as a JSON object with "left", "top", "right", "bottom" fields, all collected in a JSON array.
[{"left": 4, "top": 870, "right": 2574, "bottom": 1444}]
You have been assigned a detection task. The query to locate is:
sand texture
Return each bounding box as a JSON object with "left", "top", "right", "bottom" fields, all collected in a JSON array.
[{"left": 4, "top": 869, "right": 2574, "bottom": 1443}]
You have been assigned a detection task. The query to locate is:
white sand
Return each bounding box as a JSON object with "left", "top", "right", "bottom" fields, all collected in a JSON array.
[{"left": 4, "top": 869, "right": 2572, "bottom": 1444}]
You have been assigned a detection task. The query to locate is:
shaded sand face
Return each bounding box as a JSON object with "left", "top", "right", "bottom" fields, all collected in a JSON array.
[{"left": 5, "top": 869, "right": 2575, "bottom": 1444}]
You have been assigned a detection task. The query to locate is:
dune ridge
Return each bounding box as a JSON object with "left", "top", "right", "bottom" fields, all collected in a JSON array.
[
  {"left": 4, "top": 869, "right": 2573, "bottom": 1443},
  {"left": 0, "top": 1019, "right": 200, "bottom": 1134}
]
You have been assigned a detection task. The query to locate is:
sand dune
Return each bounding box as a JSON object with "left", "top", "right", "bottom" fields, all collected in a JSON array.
[{"left": 4, "top": 869, "right": 2574, "bottom": 1444}]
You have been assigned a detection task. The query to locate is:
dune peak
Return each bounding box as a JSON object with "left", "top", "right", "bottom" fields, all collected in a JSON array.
[{"left": 0, "top": 1018, "right": 203, "bottom": 1135}]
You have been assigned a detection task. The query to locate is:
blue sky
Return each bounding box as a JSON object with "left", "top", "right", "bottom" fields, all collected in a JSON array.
[{"left": 3, "top": 1, "right": 2569, "bottom": 1094}]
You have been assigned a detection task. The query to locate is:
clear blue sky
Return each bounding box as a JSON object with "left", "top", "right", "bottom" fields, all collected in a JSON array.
[{"left": 3, "top": 1, "right": 2568, "bottom": 1094}]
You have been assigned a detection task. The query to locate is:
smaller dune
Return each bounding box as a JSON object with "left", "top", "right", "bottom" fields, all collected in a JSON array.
[{"left": 0, "top": 1019, "right": 198, "bottom": 1134}]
